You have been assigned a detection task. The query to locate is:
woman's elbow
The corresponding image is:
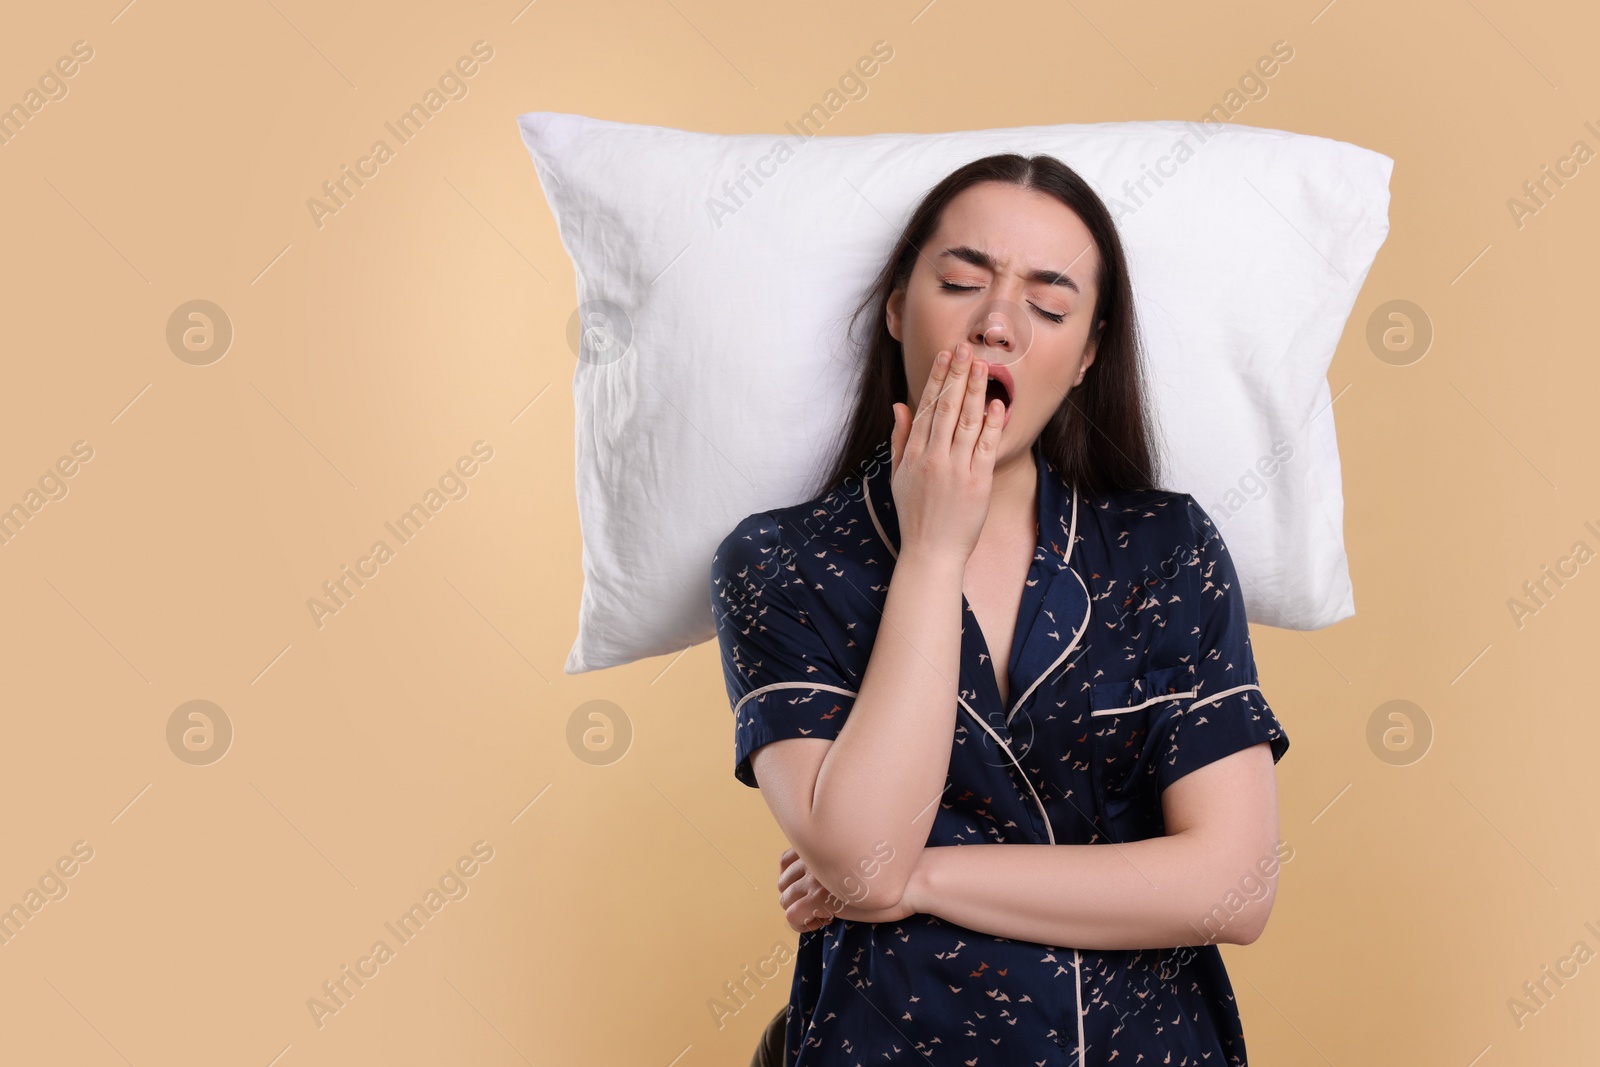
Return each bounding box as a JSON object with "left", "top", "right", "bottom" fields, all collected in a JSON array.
[
  {"left": 1228, "top": 886, "right": 1278, "bottom": 945},
  {"left": 1188, "top": 852, "right": 1278, "bottom": 946},
  {"left": 812, "top": 837, "right": 911, "bottom": 913}
]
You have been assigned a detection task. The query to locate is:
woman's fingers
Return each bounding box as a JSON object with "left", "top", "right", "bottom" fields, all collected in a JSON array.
[
  {"left": 972, "top": 391, "right": 1005, "bottom": 474},
  {"left": 926, "top": 343, "right": 974, "bottom": 454},
  {"left": 778, "top": 850, "right": 805, "bottom": 893},
  {"left": 789, "top": 907, "right": 832, "bottom": 933},
  {"left": 889, "top": 402, "right": 909, "bottom": 476},
  {"left": 797, "top": 905, "right": 834, "bottom": 931},
  {"left": 888, "top": 341, "right": 1005, "bottom": 565},
  {"left": 913, "top": 341, "right": 995, "bottom": 468},
  {"left": 949, "top": 353, "right": 990, "bottom": 459},
  {"left": 908, "top": 348, "right": 952, "bottom": 458},
  {"left": 776, "top": 850, "right": 817, "bottom": 899},
  {"left": 776, "top": 849, "right": 839, "bottom": 931},
  {"left": 782, "top": 886, "right": 836, "bottom": 931}
]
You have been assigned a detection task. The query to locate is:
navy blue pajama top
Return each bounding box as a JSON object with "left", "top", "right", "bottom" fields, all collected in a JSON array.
[{"left": 709, "top": 432, "right": 1290, "bottom": 1067}]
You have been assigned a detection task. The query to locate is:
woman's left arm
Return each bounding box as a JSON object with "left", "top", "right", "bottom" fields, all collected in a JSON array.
[{"left": 900, "top": 741, "right": 1283, "bottom": 949}]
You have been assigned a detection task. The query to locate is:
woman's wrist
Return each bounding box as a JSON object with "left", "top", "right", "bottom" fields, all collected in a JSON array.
[
  {"left": 894, "top": 544, "right": 970, "bottom": 582},
  {"left": 902, "top": 845, "right": 939, "bottom": 915}
]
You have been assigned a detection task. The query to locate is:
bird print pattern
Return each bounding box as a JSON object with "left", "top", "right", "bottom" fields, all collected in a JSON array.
[{"left": 709, "top": 434, "right": 1289, "bottom": 1066}]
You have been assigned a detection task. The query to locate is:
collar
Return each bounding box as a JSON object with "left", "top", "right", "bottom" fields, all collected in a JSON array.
[
  {"left": 855, "top": 431, "right": 1093, "bottom": 840},
  {"left": 859, "top": 432, "right": 1078, "bottom": 568}
]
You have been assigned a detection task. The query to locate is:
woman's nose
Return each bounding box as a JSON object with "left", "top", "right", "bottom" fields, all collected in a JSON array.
[
  {"left": 971, "top": 310, "right": 1010, "bottom": 346},
  {"left": 969, "top": 306, "right": 1025, "bottom": 363},
  {"left": 979, "top": 318, "right": 1009, "bottom": 347}
]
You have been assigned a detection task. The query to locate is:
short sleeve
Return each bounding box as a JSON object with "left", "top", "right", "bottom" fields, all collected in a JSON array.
[
  {"left": 1153, "top": 496, "right": 1290, "bottom": 794},
  {"left": 709, "top": 512, "right": 859, "bottom": 789}
]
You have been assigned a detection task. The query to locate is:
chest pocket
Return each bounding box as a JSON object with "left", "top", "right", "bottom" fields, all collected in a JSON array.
[{"left": 1087, "top": 662, "right": 1197, "bottom": 840}]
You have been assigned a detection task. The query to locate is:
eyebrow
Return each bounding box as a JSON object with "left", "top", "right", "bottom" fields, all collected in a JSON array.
[{"left": 939, "top": 245, "right": 1081, "bottom": 293}]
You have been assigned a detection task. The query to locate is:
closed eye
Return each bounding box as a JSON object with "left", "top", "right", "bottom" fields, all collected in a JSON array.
[{"left": 939, "top": 281, "right": 1066, "bottom": 324}]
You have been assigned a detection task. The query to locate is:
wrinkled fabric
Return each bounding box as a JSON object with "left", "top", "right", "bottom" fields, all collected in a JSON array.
[{"left": 711, "top": 433, "right": 1290, "bottom": 1066}]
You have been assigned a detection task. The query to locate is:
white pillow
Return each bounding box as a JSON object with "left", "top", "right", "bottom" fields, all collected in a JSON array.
[{"left": 515, "top": 112, "right": 1392, "bottom": 674}]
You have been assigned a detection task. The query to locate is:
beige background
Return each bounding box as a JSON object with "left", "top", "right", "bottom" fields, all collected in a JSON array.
[{"left": 0, "top": 0, "right": 1594, "bottom": 1063}]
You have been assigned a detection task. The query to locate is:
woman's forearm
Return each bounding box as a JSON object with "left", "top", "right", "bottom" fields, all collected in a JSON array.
[
  {"left": 901, "top": 833, "right": 1279, "bottom": 950},
  {"left": 805, "top": 548, "right": 966, "bottom": 912}
]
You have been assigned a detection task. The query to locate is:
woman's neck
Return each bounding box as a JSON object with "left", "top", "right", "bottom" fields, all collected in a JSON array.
[{"left": 979, "top": 444, "right": 1039, "bottom": 548}]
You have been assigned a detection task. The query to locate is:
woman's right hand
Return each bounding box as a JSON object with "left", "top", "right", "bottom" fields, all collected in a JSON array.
[
  {"left": 777, "top": 848, "right": 916, "bottom": 932},
  {"left": 889, "top": 341, "right": 1006, "bottom": 566}
]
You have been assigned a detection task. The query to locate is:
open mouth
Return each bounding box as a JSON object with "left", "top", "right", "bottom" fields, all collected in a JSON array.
[
  {"left": 983, "top": 364, "right": 1014, "bottom": 411},
  {"left": 984, "top": 376, "right": 1010, "bottom": 410},
  {"left": 980, "top": 364, "right": 1015, "bottom": 428}
]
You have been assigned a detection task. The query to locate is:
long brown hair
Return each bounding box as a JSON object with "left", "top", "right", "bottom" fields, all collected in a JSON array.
[{"left": 811, "top": 153, "right": 1164, "bottom": 500}]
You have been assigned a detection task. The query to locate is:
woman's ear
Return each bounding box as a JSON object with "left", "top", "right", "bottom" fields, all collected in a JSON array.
[
  {"left": 1077, "top": 318, "right": 1106, "bottom": 384},
  {"left": 885, "top": 287, "right": 905, "bottom": 343}
]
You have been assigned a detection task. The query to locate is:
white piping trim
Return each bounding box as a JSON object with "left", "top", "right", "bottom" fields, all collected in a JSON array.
[
  {"left": 955, "top": 694, "right": 1056, "bottom": 846},
  {"left": 1188, "top": 682, "right": 1262, "bottom": 713},
  {"left": 863, "top": 467, "right": 897, "bottom": 560},
  {"left": 1066, "top": 483, "right": 1086, "bottom": 1067},
  {"left": 733, "top": 667, "right": 1058, "bottom": 848},
  {"left": 731, "top": 680, "right": 859, "bottom": 719},
  {"left": 834, "top": 467, "right": 1083, "bottom": 1060},
  {"left": 1087, "top": 688, "right": 1198, "bottom": 718},
  {"left": 1006, "top": 563, "right": 1092, "bottom": 728},
  {"left": 739, "top": 683, "right": 1082, "bottom": 1056},
  {"left": 1064, "top": 482, "right": 1079, "bottom": 567},
  {"left": 1073, "top": 947, "right": 1086, "bottom": 1066}
]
